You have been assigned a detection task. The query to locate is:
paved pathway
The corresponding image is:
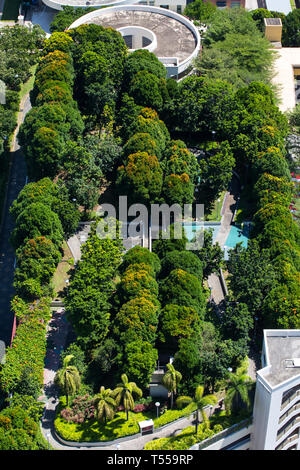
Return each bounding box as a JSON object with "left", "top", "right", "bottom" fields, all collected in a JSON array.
[
  {"left": 207, "top": 176, "right": 240, "bottom": 305},
  {"left": 0, "top": 93, "right": 30, "bottom": 348}
]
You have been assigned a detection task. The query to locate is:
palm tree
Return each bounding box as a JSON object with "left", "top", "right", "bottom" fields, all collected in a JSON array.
[
  {"left": 54, "top": 355, "right": 81, "bottom": 406},
  {"left": 224, "top": 370, "right": 253, "bottom": 416},
  {"left": 112, "top": 374, "right": 142, "bottom": 421},
  {"left": 176, "top": 385, "right": 218, "bottom": 433},
  {"left": 162, "top": 363, "right": 182, "bottom": 409},
  {"left": 95, "top": 386, "right": 117, "bottom": 425}
]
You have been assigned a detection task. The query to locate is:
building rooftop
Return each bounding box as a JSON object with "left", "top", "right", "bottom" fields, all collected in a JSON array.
[
  {"left": 70, "top": 8, "right": 197, "bottom": 64},
  {"left": 263, "top": 331, "right": 300, "bottom": 387}
]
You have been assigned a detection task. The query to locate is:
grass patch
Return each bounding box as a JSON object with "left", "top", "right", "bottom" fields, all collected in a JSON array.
[
  {"left": 52, "top": 242, "right": 74, "bottom": 300},
  {"left": 2, "top": 0, "right": 21, "bottom": 20},
  {"left": 19, "top": 64, "right": 37, "bottom": 101},
  {"left": 206, "top": 191, "right": 226, "bottom": 221}
]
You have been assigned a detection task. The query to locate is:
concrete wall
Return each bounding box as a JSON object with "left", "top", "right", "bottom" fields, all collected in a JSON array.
[{"left": 190, "top": 419, "right": 253, "bottom": 450}]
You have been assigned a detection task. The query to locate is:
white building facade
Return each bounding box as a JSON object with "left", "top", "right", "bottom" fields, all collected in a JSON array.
[{"left": 252, "top": 330, "right": 300, "bottom": 450}]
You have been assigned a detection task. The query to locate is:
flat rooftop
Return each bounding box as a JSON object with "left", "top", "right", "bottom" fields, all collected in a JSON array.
[
  {"left": 272, "top": 48, "right": 300, "bottom": 112},
  {"left": 263, "top": 332, "right": 300, "bottom": 387},
  {"left": 72, "top": 9, "right": 197, "bottom": 63}
]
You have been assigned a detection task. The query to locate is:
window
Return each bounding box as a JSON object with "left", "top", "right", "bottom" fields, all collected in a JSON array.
[
  {"left": 177, "top": 5, "right": 182, "bottom": 13},
  {"left": 216, "top": 1, "right": 227, "bottom": 6},
  {"left": 231, "top": 1, "right": 240, "bottom": 6},
  {"left": 160, "top": 5, "right": 169, "bottom": 8}
]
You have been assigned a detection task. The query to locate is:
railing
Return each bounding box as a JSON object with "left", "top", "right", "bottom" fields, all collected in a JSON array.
[
  {"left": 279, "top": 402, "right": 300, "bottom": 425},
  {"left": 277, "top": 416, "right": 300, "bottom": 441},
  {"left": 276, "top": 433, "right": 299, "bottom": 451},
  {"left": 196, "top": 417, "right": 253, "bottom": 450},
  {"left": 281, "top": 389, "right": 300, "bottom": 411}
]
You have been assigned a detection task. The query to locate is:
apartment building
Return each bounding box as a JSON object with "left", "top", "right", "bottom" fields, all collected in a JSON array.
[{"left": 251, "top": 330, "right": 300, "bottom": 450}]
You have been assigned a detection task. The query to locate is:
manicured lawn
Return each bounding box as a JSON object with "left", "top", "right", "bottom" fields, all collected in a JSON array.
[
  {"left": 206, "top": 191, "right": 226, "bottom": 221},
  {"left": 52, "top": 242, "right": 74, "bottom": 300},
  {"left": 2, "top": 0, "right": 21, "bottom": 20},
  {"left": 19, "top": 64, "right": 38, "bottom": 101}
]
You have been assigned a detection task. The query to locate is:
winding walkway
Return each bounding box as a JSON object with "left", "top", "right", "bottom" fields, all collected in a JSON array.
[{"left": 39, "top": 308, "right": 223, "bottom": 450}]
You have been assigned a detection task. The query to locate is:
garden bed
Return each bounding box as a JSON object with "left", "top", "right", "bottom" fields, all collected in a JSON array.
[{"left": 54, "top": 398, "right": 196, "bottom": 443}]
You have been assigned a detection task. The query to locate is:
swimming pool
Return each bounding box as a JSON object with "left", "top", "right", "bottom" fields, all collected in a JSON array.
[{"left": 223, "top": 223, "right": 251, "bottom": 259}]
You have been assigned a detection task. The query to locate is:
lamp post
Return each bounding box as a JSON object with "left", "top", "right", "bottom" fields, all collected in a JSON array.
[
  {"left": 155, "top": 401, "right": 160, "bottom": 419},
  {"left": 46, "top": 432, "right": 50, "bottom": 450}
]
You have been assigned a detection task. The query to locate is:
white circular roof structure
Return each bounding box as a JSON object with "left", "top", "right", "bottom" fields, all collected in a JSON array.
[
  {"left": 68, "top": 5, "right": 200, "bottom": 77},
  {"left": 42, "top": 0, "right": 138, "bottom": 9}
]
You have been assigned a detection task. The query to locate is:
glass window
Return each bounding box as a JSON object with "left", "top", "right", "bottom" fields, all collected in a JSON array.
[{"left": 177, "top": 5, "right": 182, "bottom": 13}]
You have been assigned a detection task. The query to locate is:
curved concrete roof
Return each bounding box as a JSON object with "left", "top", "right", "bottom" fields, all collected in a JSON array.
[
  {"left": 42, "top": 0, "right": 138, "bottom": 10},
  {"left": 68, "top": 5, "right": 200, "bottom": 76}
]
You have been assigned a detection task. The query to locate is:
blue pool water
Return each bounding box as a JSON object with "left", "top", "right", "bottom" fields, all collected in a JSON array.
[
  {"left": 223, "top": 223, "right": 251, "bottom": 260},
  {"left": 183, "top": 223, "right": 220, "bottom": 243},
  {"left": 225, "top": 225, "right": 249, "bottom": 248}
]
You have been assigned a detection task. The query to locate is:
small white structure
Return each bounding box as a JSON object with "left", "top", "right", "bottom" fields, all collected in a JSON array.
[
  {"left": 252, "top": 330, "right": 300, "bottom": 450},
  {"left": 139, "top": 419, "right": 154, "bottom": 435}
]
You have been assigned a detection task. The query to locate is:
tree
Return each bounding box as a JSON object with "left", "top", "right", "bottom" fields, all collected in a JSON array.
[
  {"left": 152, "top": 223, "right": 189, "bottom": 260},
  {"left": 176, "top": 385, "right": 217, "bottom": 433},
  {"left": 0, "top": 406, "right": 47, "bottom": 450},
  {"left": 159, "top": 304, "right": 202, "bottom": 352},
  {"left": 112, "top": 374, "right": 143, "bottom": 421},
  {"left": 282, "top": 9, "right": 300, "bottom": 47},
  {"left": 65, "top": 231, "right": 123, "bottom": 350},
  {"left": 54, "top": 355, "right": 81, "bottom": 406},
  {"left": 114, "top": 291, "right": 160, "bottom": 345},
  {"left": 224, "top": 370, "right": 253, "bottom": 416},
  {"left": 160, "top": 250, "right": 203, "bottom": 281},
  {"left": 123, "top": 49, "right": 167, "bottom": 86},
  {"left": 227, "top": 240, "right": 277, "bottom": 327},
  {"left": 162, "top": 140, "right": 199, "bottom": 183},
  {"left": 120, "top": 245, "right": 161, "bottom": 276},
  {"left": 191, "top": 229, "right": 223, "bottom": 279},
  {"left": 127, "top": 71, "right": 169, "bottom": 112},
  {"left": 11, "top": 202, "right": 64, "bottom": 250},
  {"left": 197, "top": 142, "right": 235, "bottom": 208},
  {"left": 184, "top": 0, "right": 216, "bottom": 23},
  {"left": 172, "top": 76, "right": 237, "bottom": 137},
  {"left": 123, "top": 132, "right": 162, "bottom": 161},
  {"left": 116, "top": 151, "right": 163, "bottom": 206},
  {"left": 116, "top": 265, "right": 159, "bottom": 304},
  {"left": 49, "top": 6, "right": 97, "bottom": 32},
  {"left": 122, "top": 340, "right": 158, "bottom": 390},
  {"left": 94, "top": 386, "right": 116, "bottom": 425},
  {"left": 162, "top": 363, "right": 182, "bottom": 409},
  {"left": 159, "top": 268, "right": 206, "bottom": 317},
  {"left": 162, "top": 173, "right": 194, "bottom": 206}
]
